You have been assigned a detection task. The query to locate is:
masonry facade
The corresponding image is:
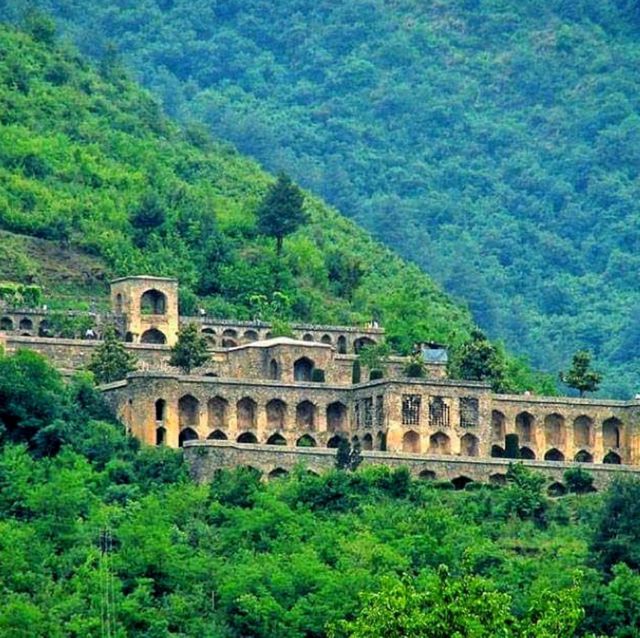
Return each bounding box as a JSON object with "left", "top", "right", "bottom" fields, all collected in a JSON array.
[{"left": 2, "top": 275, "right": 640, "bottom": 477}]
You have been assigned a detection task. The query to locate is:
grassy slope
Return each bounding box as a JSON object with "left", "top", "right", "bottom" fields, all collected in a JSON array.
[{"left": 0, "top": 24, "right": 476, "bottom": 354}]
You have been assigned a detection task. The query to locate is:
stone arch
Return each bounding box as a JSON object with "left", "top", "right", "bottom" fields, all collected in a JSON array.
[
  {"left": 327, "top": 402, "right": 347, "bottom": 432},
  {"left": 491, "top": 410, "right": 505, "bottom": 440},
  {"left": 354, "top": 336, "right": 376, "bottom": 354},
  {"left": 178, "top": 427, "right": 198, "bottom": 447},
  {"left": 460, "top": 433, "right": 479, "bottom": 457},
  {"left": 178, "top": 394, "right": 199, "bottom": 428},
  {"left": 38, "top": 320, "right": 51, "bottom": 337},
  {"left": 516, "top": 412, "right": 534, "bottom": 442},
  {"left": 208, "top": 429, "right": 228, "bottom": 440},
  {"left": 201, "top": 328, "right": 216, "bottom": 345},
  {"left": 237, "top": 432, "right": 258, "bottom": 444},
  {"left": 297, "top": 434, "right": 317, "bottom": 447},
  {"left": 491, "top": 445, "right": 505, "bottom": 458},
  {"left": 603, "top": 417, "right": 622, "bottom": 449},
  {"left": 237, "top": 397, "right": 257, "bottom": 430},
  {"left": 208, "top": 397, "right": 228, "bottom": 430},
  {"left": 296, "top": 400, "right": 316, "bottom": 430},
  {"left": 376, "top": 430, "right": 387, "bottom": 451},
  {"left": 19, "top": 317, "right": 33, "bottom": 331},
  {"left": 489, "top": 473, "right": 507, "bottom": 486},
  {"left": 402, "top": 430, "right": 420, "bottom": 453},
  {"left": 429, "top": 432, "right": 451, "bottom": 455},
  {"left": 243, "top": 329, "right": 259, "bottom": 343},
  {"left": 140, "top": 289, "right": 167, "bottom": 315},
  {"left": 544, "top": 448, "right": 565, "bottom": 462},
  {"left": 141, "top": 328, "right": 166, "bottom": 344},
  {"left": 266, "top": 399, "right": 287, "bottom": 430},
  {"left": 327, "top": 435, "right": 345, "bottom": 449},
  {"left": 222, "top": 329, "right": 238, "bottom": 348},
  {"left": 155, "top": 399, "right": 166, "bottom": 422},
  {"left": 294, "top": 357, "right": 315, "bottom": 381},
  {"left": 337, "top": 335, "right": 347, "bottom": 354},
  {"left": 573, "top": 415, "right": 593, "bottom": 448},
  {"left": 362, "top": 433, "right": 373, "bottom": 450},
  {"left": 575, "top": 449, "right": 593, "bottom": 463},
  {"left": 452, "top": 476, "right": 473, "bottom": 491},
  {"left": 267, "top": 433, "right": 287, "bottom": 446},
  {"left": 548, "top": 482, "right": 567, "bottom": 497},
  {"left": 155, "top": 426, "right": 166, "bottom": 446},
  {"left": 419, "top": 469, "right": 436, "bottom": 480},
  {"left": 269, "top": 358, "right": 279, "bottom": 380},
  {"left": 544, "top": 413, "right": 565, "bottom": 448},
  {"left": 125, "top": 331, "right": 134, "bottom": 342},
  {"left": 321, "top": 334, "right": 332, "bottom": 344},
  {"left": 604, "top": 450, "right": 622, "bottom": 464},
  {"left": 268, "top": 468, "right": 289, "bottom": 479},
  {"left": 302, "top": 333, "right": 314, "bottom": 342},
  {"left": 0, "top": 316, "right": 13, "bottom": 331},
  {"left": 520, "top": 446, "right": 536, "bottom": 460}
]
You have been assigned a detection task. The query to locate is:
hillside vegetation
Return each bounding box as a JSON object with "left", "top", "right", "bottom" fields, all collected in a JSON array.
[
  {"left": 9, "top": 1, "right": 640, "bottom": 395},
  {"left": 0, "top": 23, "right": 553, "bottom": 391}
]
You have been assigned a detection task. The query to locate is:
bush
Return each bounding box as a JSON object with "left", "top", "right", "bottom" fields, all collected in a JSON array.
[
  {"left": 369, "top": 369, "right": 384, "bottom": 380},
  {"left": 564, "top": 467, "right": 595, "bottom": 494}
]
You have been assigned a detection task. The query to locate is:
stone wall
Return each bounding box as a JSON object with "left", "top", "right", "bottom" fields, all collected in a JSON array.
[{"left": 184, "top": 440, "right": 638, "bottom": 492}]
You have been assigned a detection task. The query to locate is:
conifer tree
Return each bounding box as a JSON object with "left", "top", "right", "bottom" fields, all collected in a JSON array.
[
  {"left": 256, "top": 173, "right": 307, "bottom": 255},
  {"left": 169, "top": 323, "right": 209, "bottom": 374},
  {"left": 560, "top": 350, "right": 601, "bottom": 397},
  {"left": 87, "top": 325, "right": 137, "bottom": 384}
]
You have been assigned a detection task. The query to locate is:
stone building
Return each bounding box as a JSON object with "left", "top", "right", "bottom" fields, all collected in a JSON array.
[{"left": 2, "top": 275, "right": 640, "bottom": 477}]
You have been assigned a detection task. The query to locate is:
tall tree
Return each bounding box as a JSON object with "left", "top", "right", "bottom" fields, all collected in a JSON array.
[
  {"left": 560, "top": 350, "right": 601, "bottom": 397},
  {"left": 448, "top": 329, "right": 506, "bottom": 392},
  {"left": 87, "top": 325, "right": 137, "bottom": 384},
  {"left": 256, "top": 173, "right": 307, "bottom": 255},
  {"left": 169, "top": 323, "right": 209, "bottom": 374}
]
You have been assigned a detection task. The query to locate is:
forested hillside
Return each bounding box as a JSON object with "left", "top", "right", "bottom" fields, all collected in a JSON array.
[{"left": 7, "top": 0, "right": 640, "bottom": 395}]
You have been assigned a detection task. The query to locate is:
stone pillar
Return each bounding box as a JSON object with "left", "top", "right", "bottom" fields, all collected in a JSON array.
[
  {"left": 197, "top": 398, "right": 208, "bottom": 440},
  {"left": 564, "top": 423, "right": 574, "bottom": 462},
  {"left": 593, "top": 424, "right": 604, "bottom": 462},
  {"left": 165, "top": 400, "right": 180, "bottom": 449},
  {"left": 256, "top": 403, "right": 268, "bottom": 443},
  {"left": 316, "top": 402, "right": 327, "bottom": 433}
]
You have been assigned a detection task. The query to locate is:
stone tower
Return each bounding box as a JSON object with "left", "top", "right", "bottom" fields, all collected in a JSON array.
[{"left": 110, "top": 276, "right": 179, "bottom": 346}]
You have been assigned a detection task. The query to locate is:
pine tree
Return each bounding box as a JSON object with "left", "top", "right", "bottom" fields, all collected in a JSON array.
[
  {"left": 256, "top": 173, "right": 307, "bottom": 255},
  {"left": 87, "top": 325, "right": 137, "bottom": 384},
  {"left": 560, "top": 350, "right": 601, "bottom": 397},
  {"left": 169, "top": 323, "right": 209, "bottom": 374}
]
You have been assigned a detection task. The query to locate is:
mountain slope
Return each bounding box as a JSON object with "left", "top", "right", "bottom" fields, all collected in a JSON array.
[
  {"left": 0, "top": 24, "right": 502, "bottom": 370},
  {"left": 9, "top": 1, "right": 640, "bottom": 395}
]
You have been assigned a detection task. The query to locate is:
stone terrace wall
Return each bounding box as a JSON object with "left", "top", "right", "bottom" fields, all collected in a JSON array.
[{"left": 184, "top": 440, "right": 639, "bottom": 491}]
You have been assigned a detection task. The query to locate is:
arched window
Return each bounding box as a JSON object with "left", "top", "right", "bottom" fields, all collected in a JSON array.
[
  {"left": 327, "top": 402, "right": 347, "bottom": 432},
  {"left": 237, "top": 432, "right": 258, "bottom": 444},
  {"left": 269, "top": 359, "right": 279, "bottom": 380},
  {"left": 267, "top": 399, "right": 287, "bottom": 430},
  {"left": 155, "top": 426, "right": 166, "bottom": 446},
  {"left": 574, "top": 450, "right": 593, "bottom": 463},
  {"left": 302, "top": 333, "right": 314, "bottom": 342},
  {"left": 141, "top": 329, "right": 166, "bottom": 344},
  {"left": 337, "top": 336, "right": 347, "bottom": 354},
  {"left": 327, "top": 435, "right": 344, "bottom": 449},
  {"left": 603, "top": 418, "right": 622, "bottom": 449},
  {"left": 573, "top": 416, "right": 593, "bottom": 448},
  {"left": 362, "top": 433, "right": 373, "bottom": 450},
  {"left": 402, "top": 430, "right": 420, "bottom": 453},
  {"left": 178, "top": 395, "right": 199, "bottom": 428},
  {"left": 155, "top": 399, "right": 166, "bottom": 422},
  {"left": 294, "top": 357, "right": 314, "bottom": 381},
  {"left": 267, "top": 433, "right": 287, "bottom": 446},
  {"left": 452, "top": 476, "right": 473, "bottom": 491},
  {"left": 520, "top": 447, "right": 536, "bottom": 460},
  {"left": 115, "top": 293, "right": 123, "bottom": 314},
  {"left": 491, "top": 444, "right": 505, "bottom": 458},
  {"left": 296, "top": 434, "right": 317, "bottom": 448},
  {"left": 604, "top": 451, "right": 622, "bottom": 464},
  {"left": 321, "top": 334, "right": 332, "bottom": 344},
  {"left": 208, "top": 397, "right": 228, "bottom": 430},
  {"left": 460, "top": 433, "right": 479, "bottom": 457},
  {"left": 296, "top": 401, "right": 316, "bottom": 430},
  {"left": 544, "top": 448, "right": 564, "bottom": 462},
  {"left": 354, "top": 336, "right": 376, "bottom": 354},
  {"left": 429, "top": 432, "right": 450, "bottom": 455},
  {"left": 243, "top": 329, "right": 259, "bottom": 343},
  {"left": 544, "top": 413, "right": 565, "bottom": 448},
  {"left": 237, "top": 397, "right": 257, "bottom": 430},
  {"left": 516, "top": 412, "right": 534, "bottom": 442},
  {"left": 0, "top": 316, "right": 13, "bottom": 331},
  {"left": 208, "top": 430, "right": 228, "bottom": 440},
  {"left": 19, "top": 317, "right": 33, "bottom": 331},
  {"left": 202, "top": 328, "right": 216, "bottom": 345},
  {"left": 491, "top": 410, "right": 505, "bottom": 440},
  {"left": 376, "top": 431, "right": 387, "bottom": 451},
  {"left": 140, "top": 289, "right": 167, "bottom": 315},
  {"left": 178, "top": 427, "right": 199, "bottom": 447}
]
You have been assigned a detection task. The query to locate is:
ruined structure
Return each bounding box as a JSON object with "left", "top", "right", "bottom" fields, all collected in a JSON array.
[{"left": 2, "top": 275, "right": 639, "bottom": 489}]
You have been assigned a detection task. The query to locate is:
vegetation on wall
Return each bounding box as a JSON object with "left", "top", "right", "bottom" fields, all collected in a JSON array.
[
  {"left": 0, "top": 23, "right": 550, "bottom": 392},
  {"left": 7, "top": 1, "right": 640, "bottom": 396}
]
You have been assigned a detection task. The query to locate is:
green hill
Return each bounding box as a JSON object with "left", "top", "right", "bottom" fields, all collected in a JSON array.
[
  {"left": 7, "top": 1, "right": 640, "bottom": 395},
  {"left": 0, "top": 21, "right": 554, "bottom": 395}
]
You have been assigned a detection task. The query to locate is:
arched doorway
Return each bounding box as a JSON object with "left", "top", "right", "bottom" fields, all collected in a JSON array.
[
  {"left": 267, "top": 399, "right": 287, "bottom": 430},
  {"left": 178, "top": 427, "right": 198, "bottom": 447},
  {"left": 141, "top": 329, "right": 166, "bottom": 344},
  {"left": 178, "top": 395, "right": 199, "bottom": 429},
  {"left": 267, "top": 433, "right": 287, "bottom": 446},
  {"left": 237, "top": 397, "right": 257, "bottom": 430},
  {"left": 402, "top": 430, "right": 420, "bottom": 453},
  {"left": 140, "top": 289, "right": 167, "bottom": 315},
  {"left": 516, "top": 412, "right": 534, "bottom": 442},
  {"left": 296, "top": 434, "right": 317, "bottom": 447},
  {"left": 327, "top": 402, "right": 347, "bottom": 432},
  {"left": 294, "top": 357, "right": 314, "bottom": 381},
  {"left": 460, "top": 433, "right": 479, "bottom": 457},
  {"left": 296, "top": 401, "right": 316, "bottom": 430},
  {"left": 429, "top": 432, "right": 451, "bottom": 455},
  {"left": 208, "top": 397, "right": 229, "bottom": 430}
]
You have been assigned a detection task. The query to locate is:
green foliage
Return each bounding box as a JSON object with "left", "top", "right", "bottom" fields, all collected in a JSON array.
[
  {"left": 358, "top": 342, "right": 391, "bottom": 378},
  {"left": 564, "top": 467, "right": 595, "bottom": 494},
  {"left": 501, "top": 463, "right": 548, "bottom": 524},
  {"left": 168, "top": 322, "right": 209, "bottom": 374},
  {"left": 87, "top": 325, "right": 137, "bottom": 384},
  {"left": 448, "top": 329, "right": 507, "bottom": 392},
  {"left": 0, "top": 282, "right": 42, "bottom": 308},
  {"left": 560, "top": 351, "right": 602, "bottom": 397},
  {"left": 257, "top": 172, "right": 307, "bottom": 255},
  {"left": 404, "top": 356, "right": 426, "bottom": 378}
]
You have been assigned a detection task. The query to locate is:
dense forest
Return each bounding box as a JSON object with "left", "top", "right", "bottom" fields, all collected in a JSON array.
[
  {"left": 5, "top": 0, "right": 639, "bottom": 396},
  {"left": 1, "top": 346, "right": 640, "bottom": 636},
  {"left": 0, "top": 22, "right": 553, "bottom": 392}
]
